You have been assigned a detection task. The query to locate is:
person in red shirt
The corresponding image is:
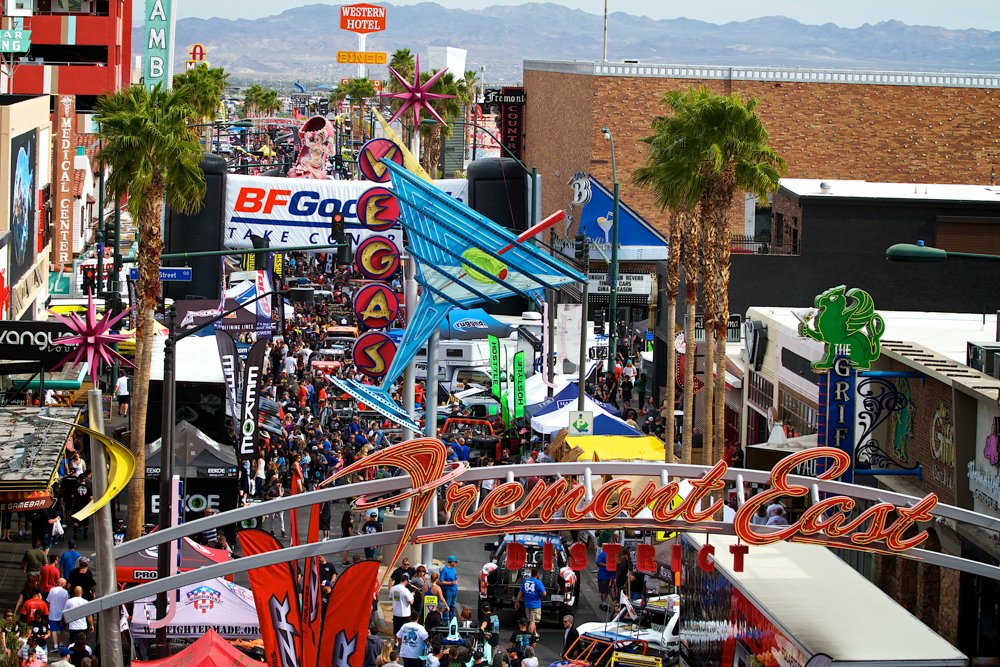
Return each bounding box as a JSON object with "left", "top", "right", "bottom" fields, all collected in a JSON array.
[
  {"left": 18, "top": 590, "right": 48, "bottom": 623},
  {"left": 39, "top": 555, "right": 59, "bottom": 596}
]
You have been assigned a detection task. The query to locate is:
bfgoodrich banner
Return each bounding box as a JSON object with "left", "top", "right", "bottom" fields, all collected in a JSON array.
[{"left": 224, "top": 174, "right": 467, "bottom": 250}]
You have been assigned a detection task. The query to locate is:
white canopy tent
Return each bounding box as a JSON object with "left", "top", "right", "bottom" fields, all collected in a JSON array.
[
  {"left": 530, "top": 396, "right": 640, "bottom": 436},
  {"left": 131, "top": 577, "right": 260, "bottom": 639}
]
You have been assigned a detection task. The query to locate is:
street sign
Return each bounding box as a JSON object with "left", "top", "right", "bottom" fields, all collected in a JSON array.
[
  {"left": 568, "top": 410, "right": 594, "bottom": 436},
  {"left": 0, "top": 29, "right": 30, "bottom": 52},
  {"left": 128, "top": 267, "right": 193, "bottom": 282}
]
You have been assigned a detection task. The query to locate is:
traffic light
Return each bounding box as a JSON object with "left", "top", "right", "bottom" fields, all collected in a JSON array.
[
  {"left": 81, "top": 266, "right": 98, "bottom": 293},
  {"left": 104, "top": 221, "right": 116, "bottom": 252},
  {"left": 594, "top": 316, "right": 605, "bottom": 336},
  {"left": 331, "top": 211, "right": 352, "bottom": 265},
  {"left": 574, "top": 233, "right": 587, "bottom": 263},
  {"left": 243, "top": 234, "right": 269, "bottom": 271}
]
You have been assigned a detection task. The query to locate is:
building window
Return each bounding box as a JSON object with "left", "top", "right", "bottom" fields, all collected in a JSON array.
[
  {"left": 747, "top": 370, "right": 774, "bottom": 413},
  {"left": 778, "top": 389, "right": 818, "bottom": 438}
]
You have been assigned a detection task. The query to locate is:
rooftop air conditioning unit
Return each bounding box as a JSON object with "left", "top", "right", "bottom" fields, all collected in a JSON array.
[{"left": 967, "top": 342, "right": 1000, "bottom": 376}]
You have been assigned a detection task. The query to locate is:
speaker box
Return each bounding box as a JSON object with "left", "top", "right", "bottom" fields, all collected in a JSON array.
[
  {"left": 467, "top": 157, "right": 529, "bottom": 233},
  {"left": 164, "top": 154, "right": 228, "bottom": 300}
]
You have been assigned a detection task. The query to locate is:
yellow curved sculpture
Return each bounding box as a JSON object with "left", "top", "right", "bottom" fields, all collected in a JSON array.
[{"left": 43, "top": 417, "right": 136, "bottom": 522}]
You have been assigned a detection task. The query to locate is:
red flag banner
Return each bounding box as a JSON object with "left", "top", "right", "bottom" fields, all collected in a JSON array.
[
  {"left": 316, "top": 561, "right": 380, "bottom": 667},
  {"left": 301, "top": 505, "right": 322, "bottom": 667},
  {"left": 237, "top": 529, "right": 303, "bottom": 667}
]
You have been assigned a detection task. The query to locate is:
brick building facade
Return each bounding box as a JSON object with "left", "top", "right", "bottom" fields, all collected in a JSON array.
[{"left": 523, "top": 61, "right": 1000, "bottom": 237}]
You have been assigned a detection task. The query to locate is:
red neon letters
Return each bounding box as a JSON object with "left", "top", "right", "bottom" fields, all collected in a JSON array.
[{"left": 330, "top": 441, "right": 939, "bottom": 584}]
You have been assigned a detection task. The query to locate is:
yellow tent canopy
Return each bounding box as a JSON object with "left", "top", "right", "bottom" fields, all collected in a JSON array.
[{"left": 564, "top": 435, "right": 666, "bottom": 462}]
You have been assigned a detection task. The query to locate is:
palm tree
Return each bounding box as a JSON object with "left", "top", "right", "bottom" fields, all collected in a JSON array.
[
  {"left": 241, "top": 83, "right": 265, "bottom": 117},
  {"left": 634, "top": 88, "right": 707, "bottom": 464},
  {"left": 257, "top": 89, "right": 282, "bottom": 117},
  {"left": 636, "top": 87, "right": 785, "bottom": 462},
  {"left": 698, "top": 206, "right": 716, "bottom": 464},
  {"left": 331, "top": 78, "right": 378, "bottom": 147},
  {"left": 692, "top": 95, "right": 785, "bottom": 459},
  {"left": 417, "top": 69, "right": 463, "bottom": 175},
  {"left": 174, "top": 64, "right": 230, "bottom": 147},
  {"left": 95, "top": 84, "right": 207, "bottom": 539}
]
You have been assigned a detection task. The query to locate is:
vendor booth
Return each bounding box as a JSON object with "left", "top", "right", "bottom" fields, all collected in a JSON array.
[
  {"left": 530, "top": 395, "right": 640, "bottom": 435},
  {"left": 131, "top": 578, "right": 260, "bottom": 640},
  {"left": 116, "top": 536, "right": 230, "bottom": 585},
  {"left": 132, "top": 629, "right": 263, "bottom": 666},
  {"left": 144, "top": 421, "right": 239, "bottom": 529}
]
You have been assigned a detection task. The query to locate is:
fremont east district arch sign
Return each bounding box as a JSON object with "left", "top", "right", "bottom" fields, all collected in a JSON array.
[{"left": 65, "top": 438, "right": 1000, "bottom": 622}]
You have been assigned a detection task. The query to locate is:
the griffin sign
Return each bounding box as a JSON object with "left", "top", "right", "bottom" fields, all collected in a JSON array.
[{"left": 800, "top": 285, "right": 886, "bottom": 482}]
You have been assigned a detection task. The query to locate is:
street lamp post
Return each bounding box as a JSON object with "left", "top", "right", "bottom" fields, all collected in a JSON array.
[
  {"left": 886, "top": 241, "right": 1000, "bottom": 262},
  {"left": 601, "top": 126, "right": 620, "bottom": 377},
  {"left": 154, "top": 286, "right": 312, "bottom": 657}
]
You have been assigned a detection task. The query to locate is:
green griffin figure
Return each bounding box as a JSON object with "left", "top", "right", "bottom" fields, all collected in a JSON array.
[{"left": 798, "top": 285, "right": 886, "bottom": 370}]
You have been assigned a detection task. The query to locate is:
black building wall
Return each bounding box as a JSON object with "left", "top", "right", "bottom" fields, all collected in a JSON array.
[
  {"left": 654, "top": 195, "right": 1000, "bottom": 361},
  {"left": 728, "top": 197, "right": 1000, "bottom": 317}
]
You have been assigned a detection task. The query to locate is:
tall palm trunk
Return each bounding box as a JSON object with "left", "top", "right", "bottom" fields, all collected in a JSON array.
[
  {"left": 126, "top": 177, "right": 164, "bottom": 540},
  {"left": 663, "top": 212, "right": 683, "bottom": 463},
  {"left": 699, "top": 209, "right": 716, "bottom": 465},
  {"left": 711, "top": 176, "right": 736, "bottom": 461},
  {"left": 358, "top": 100, "right": 367, "bottom": 142},
  {"left": 680, "top": 222, "right": 699, "bottom": 465}
]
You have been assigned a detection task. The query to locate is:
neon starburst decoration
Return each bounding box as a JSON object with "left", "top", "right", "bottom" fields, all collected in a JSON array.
[
  {"left": 49, "top": 290, "right": 134, "bottom": 387},
  {"left": 381, "top": 56, "right": 455, "bottom": 131}
]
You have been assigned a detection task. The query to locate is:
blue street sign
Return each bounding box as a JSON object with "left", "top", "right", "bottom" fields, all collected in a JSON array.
[{"left": 128, "top": 267, "right": 193, "bottom": 282}]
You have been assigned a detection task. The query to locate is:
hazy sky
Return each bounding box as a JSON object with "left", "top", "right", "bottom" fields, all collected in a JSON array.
[{"left": 150, "top": 0, "right": 1000, "bottom": 31}]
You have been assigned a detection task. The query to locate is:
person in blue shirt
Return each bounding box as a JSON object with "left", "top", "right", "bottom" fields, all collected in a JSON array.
[
  {"left": 58, "top": 540, "right": 81, "bottom": 578},
  {"left": 514, "top": 567, "right": 546, "bottom": 634},
  {"left": 439, "top": 555, "right": 459, "bottom": 624},
  {"left": 595, "top": 547, "right": 615, "bottom": 611}
]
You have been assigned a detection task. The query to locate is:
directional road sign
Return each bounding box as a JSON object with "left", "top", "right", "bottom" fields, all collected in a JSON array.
[
  {"left": 129, "top": 267, "right": 193, "bottom": 282},
  {"left": 568, "top": 410, "right": 594, "bottom": 436}
]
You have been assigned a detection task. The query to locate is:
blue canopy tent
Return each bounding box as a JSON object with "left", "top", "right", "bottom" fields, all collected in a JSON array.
[
  {"left": 529, "top": 395, "right": 640, "bottom": 436},
  {"left": 526, "top": 381, "right": 620, "bottom": 418}
]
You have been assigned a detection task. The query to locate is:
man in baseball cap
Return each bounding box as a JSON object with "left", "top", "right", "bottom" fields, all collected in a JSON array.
[{"left": 440, "top": 555, "right": 459, "bottom": 624}]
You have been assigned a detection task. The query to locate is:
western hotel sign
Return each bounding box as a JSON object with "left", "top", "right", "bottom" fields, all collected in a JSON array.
[
  {"left": 339, "top": 4, "right": 387, "bottom": 34},
  {"left": 52, "top": 95, "right": 75, "bottom": 269}
]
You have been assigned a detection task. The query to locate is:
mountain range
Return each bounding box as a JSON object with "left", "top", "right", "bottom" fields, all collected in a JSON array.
[{"left": 133, "top": 2, "right": 1000, "bottom": 86}]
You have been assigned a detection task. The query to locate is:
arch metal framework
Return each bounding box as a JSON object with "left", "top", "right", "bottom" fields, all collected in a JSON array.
[{"left": 64, "top": 458, "right": 1000, "bottom": 622}]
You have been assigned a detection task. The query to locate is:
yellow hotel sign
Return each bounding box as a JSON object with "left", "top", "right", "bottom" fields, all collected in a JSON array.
[{"left": 337, "top": 50, "right": 387, "bottom": 64}]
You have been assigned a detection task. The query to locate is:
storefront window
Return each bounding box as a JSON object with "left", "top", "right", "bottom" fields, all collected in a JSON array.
[
  {"left": 779, "top": 389, "right": 818, "bottom": 438},
  {"left": 747, "top": 370, "right": 774, "bottom": 413}
]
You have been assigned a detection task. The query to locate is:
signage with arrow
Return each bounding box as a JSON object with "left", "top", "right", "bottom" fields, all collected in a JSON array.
[{"left": 569, "top": 410, "right": 594, "bottom": 436}]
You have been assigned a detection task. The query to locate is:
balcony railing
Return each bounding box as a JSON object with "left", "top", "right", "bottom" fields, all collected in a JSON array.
[{"left": 730, "top": 233, "right": 799, "bottom": 256}]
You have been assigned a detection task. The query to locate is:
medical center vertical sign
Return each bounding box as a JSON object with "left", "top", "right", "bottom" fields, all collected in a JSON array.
[
  {"left": 144, "top": 0, "right": 177, "bottom": 91},
  {"left": 51, "top": 95, "right": 74, "bottom": 269}
]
